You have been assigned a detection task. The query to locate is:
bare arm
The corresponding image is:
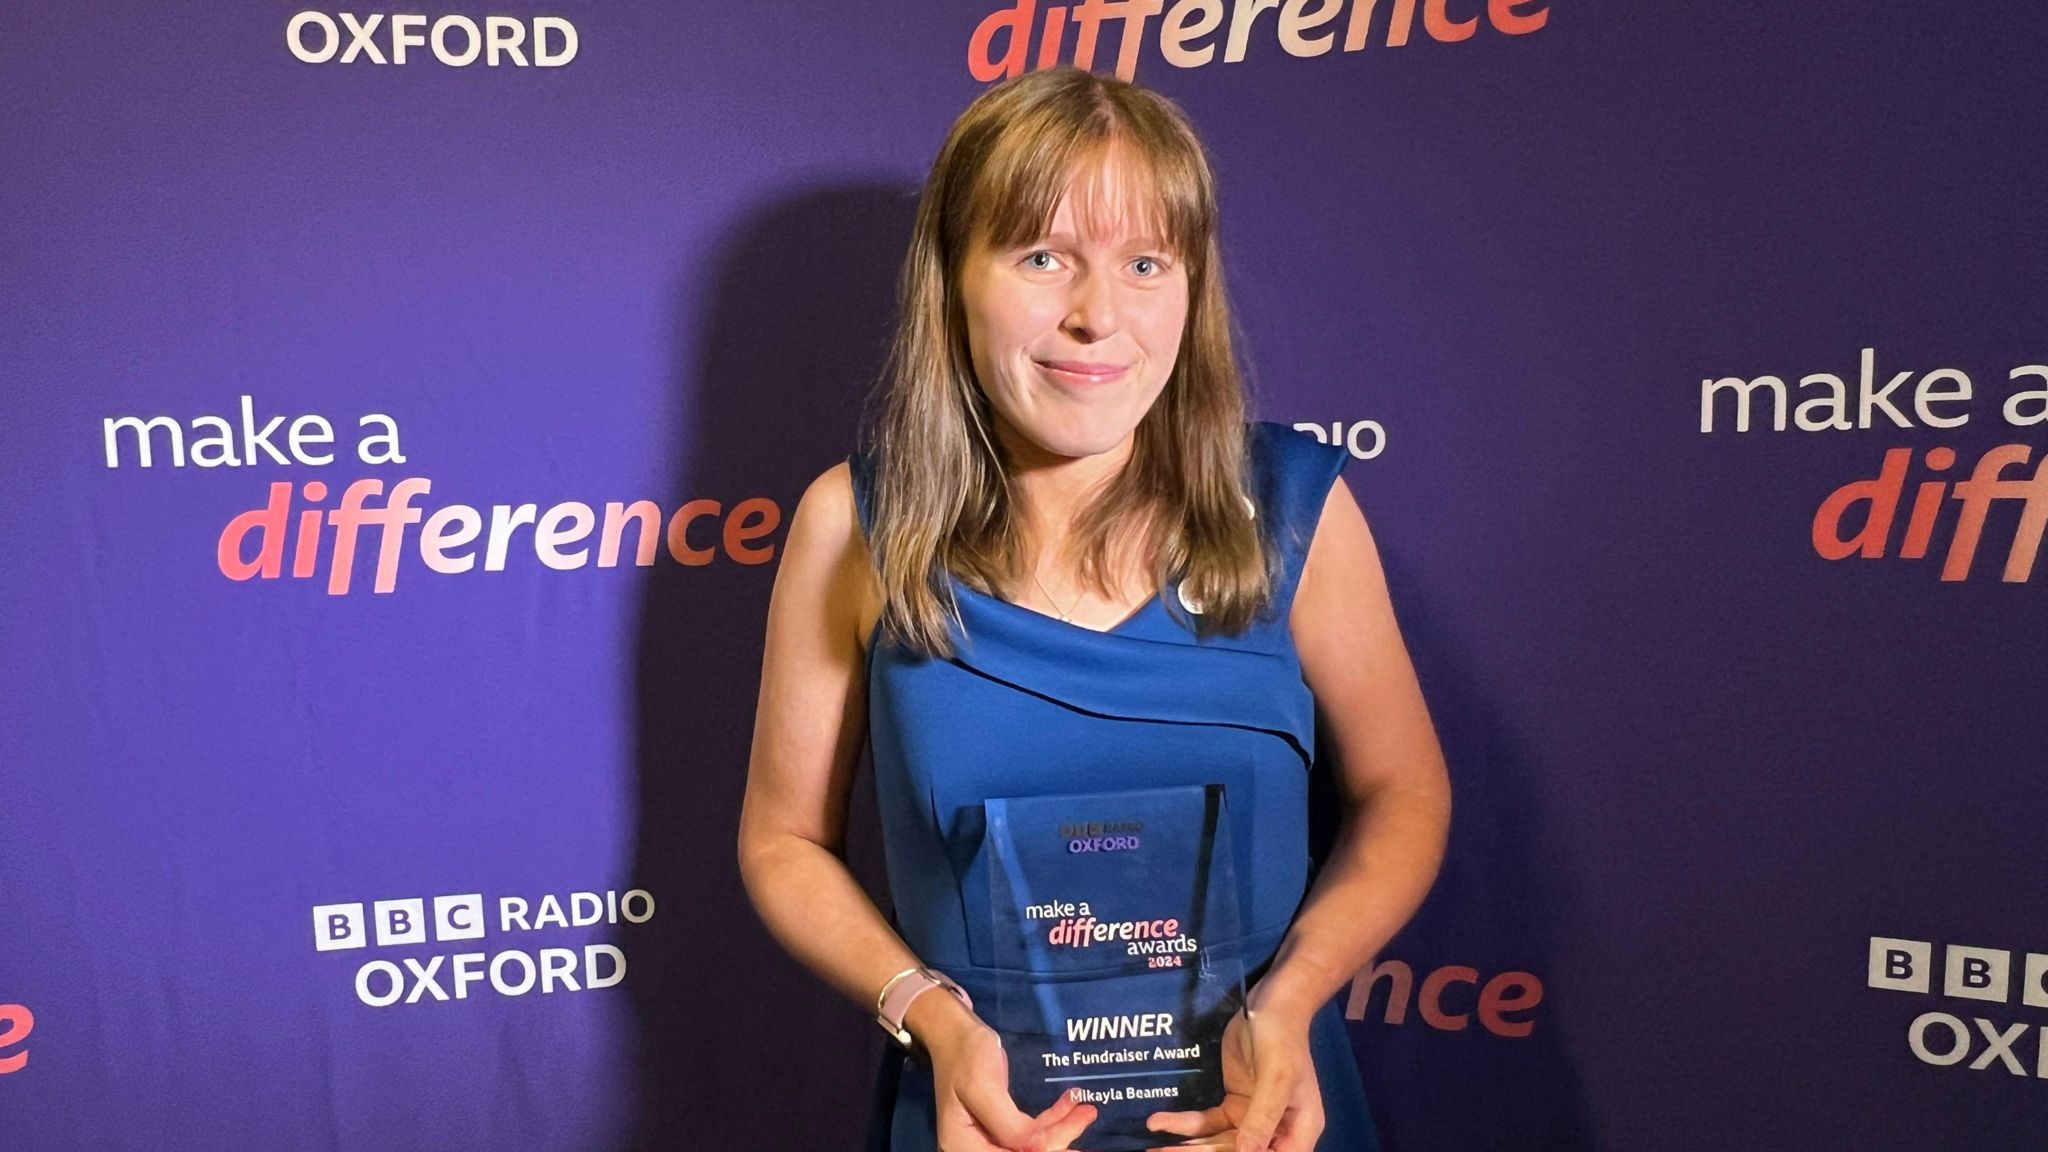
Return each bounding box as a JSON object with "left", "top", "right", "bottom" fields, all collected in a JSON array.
[
  {"left": 735, "top": 462, "right": 978, "bottom": 1053},
  {"left": 1254, "top": 472, "right": 1453, "bottom": 1023},
  {"left": 1136, "top": 471, "right": 1453, "bottom": 1152}
]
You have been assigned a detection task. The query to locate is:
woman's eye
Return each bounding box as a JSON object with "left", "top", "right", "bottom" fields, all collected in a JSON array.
[
  {"left": 1132, "top": 256, "right": 1160, "bottom": 277},
  {"left": 1023, "top": 250, "right": 1058, "bottom": 271}
]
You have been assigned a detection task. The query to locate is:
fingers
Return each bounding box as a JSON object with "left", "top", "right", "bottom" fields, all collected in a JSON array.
[
  {"left": 1270, "top": 1051, "right": 1324, "bottom": 1152},
  {"left": 1034, "top": 1088, "right": 1081, "bottom": 1128},
  {"left": 1232, "top": 1056, "right": 1296, "bottom": 1152},
  {"left": 1037, "top": 1089, "right": 1100, "bottom": 1149},
  {"left": 1138, "top": 1123, "right": 1228, "bottom": 1139},
  {"left": 955, "top": 1075, "right": 1045, "bottom": 1152},
  {"left": 933, "top": 1109, "right": 1010, "bottom": 1152},
  {"left": 1269, "top": 1111, "right": 1324, "bottom": 1152},
  {"left": 1145, "top": 1107, "right": 1230, "bottom": 1139}
]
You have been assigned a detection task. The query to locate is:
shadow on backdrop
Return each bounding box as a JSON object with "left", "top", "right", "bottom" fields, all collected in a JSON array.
[
  {"left": 623, "top": 182, "right": 918, "bottom": 1149},
  {"left": 1328, "top": 543, "right": 1599, "bottom": 1150}
]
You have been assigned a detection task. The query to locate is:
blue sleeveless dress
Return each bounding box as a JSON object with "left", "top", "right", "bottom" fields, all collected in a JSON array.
[{"left": 850, "top": 420, "right": 1380, "bottom": 1152}]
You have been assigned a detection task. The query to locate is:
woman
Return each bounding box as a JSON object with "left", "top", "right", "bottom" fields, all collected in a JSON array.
[{"left": 738, "top": 66, "right": 1450, "bottom": 1152}]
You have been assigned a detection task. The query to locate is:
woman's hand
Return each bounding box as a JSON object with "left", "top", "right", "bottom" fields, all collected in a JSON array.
[
  {"left": 921, "top": 1002, "right": 1099, "bottom": 1152},
  {"left": 1141, "top": 1003, "right": 1323, "bottom": 1152}
]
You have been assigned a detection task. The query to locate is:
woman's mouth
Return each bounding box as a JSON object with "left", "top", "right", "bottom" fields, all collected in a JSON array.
[{"left": 1036, "top": 360, "right": 1128, "bottom": 385}]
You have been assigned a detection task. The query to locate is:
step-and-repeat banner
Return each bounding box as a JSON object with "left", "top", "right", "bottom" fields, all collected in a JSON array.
[{"left": 4, "top": 2, "right": 2042, "bottom": 1148}]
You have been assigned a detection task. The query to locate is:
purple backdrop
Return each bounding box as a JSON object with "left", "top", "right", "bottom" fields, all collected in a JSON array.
[{"left": 5, "top": 1, "right": 2045, "bottom": 1148}]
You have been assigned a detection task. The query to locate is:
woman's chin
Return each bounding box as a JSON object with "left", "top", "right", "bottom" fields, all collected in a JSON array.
[{"left": 1029, "top": 426, "right": 1139, "bottom": 462}]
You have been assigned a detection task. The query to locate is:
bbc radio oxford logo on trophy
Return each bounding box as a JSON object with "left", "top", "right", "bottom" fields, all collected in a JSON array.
[{"left": 313, "top": 889, "right": 653, "bottom": 1008}]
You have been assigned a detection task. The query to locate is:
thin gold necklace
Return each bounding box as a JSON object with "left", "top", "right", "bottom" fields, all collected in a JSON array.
[{"left": 1029, "top": 568, "right": 1076, "bottom": 623}]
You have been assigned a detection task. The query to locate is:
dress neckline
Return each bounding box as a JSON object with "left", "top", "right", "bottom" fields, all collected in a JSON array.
[{"left": 950, "top": 574, "right": 1172, "bottom": 638}]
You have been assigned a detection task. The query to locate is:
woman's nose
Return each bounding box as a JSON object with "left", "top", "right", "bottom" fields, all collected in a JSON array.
[{"left": 1061, "top": 271, "right": 1119, "bottom": 343}]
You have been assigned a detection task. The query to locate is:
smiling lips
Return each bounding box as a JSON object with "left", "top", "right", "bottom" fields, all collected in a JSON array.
[{"left": 1037, "top": 359, "right": 1129, "bottom": 384}]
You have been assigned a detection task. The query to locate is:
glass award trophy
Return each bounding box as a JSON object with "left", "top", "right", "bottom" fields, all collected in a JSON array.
[{"left": 985, "top": 783, "right": 1246, "bottom": 1150}]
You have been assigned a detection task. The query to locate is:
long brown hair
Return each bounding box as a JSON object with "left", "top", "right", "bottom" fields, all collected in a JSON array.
[{"left": 861, "top": 66, "right": 1274, "bottom": 658}]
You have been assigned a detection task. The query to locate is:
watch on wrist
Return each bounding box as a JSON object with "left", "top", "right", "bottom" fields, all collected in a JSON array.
[{"left": 875, "top": 965, "right": 973, "bottom": 1049}]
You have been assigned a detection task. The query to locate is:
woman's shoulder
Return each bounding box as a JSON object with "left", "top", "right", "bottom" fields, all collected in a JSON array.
[
  {"left": 1246, "top": 419, "right": 1346, "bottom": 476},
  {"left": 1243, "top": 420, "right": 1351, "bottom": 537},
  {"left": 784, "top": 460, "right": 864, "bottom": 562},
  {"left": 779, "top": 459, "right": 884, "bottom": 650}
]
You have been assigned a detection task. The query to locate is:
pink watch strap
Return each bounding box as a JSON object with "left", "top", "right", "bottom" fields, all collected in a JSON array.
[{"left": 876, "top": 967, "right": 972, "bottom": 1048}]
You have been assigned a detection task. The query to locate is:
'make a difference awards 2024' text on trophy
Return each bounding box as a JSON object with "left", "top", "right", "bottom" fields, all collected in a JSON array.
[{"left": 986, "top": 783, "right": 1247, "bottom": 1150}]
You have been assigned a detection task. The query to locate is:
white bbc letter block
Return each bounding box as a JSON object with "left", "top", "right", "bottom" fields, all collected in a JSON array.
[
  {"left": 1943, "top": 944, "right": 2010, "bottom": 1003},
  {"left": 433, "top": 893, "right": 486, "bottom": 942},
  {"left": 2021, "top": 953, "right": 2048, "bottom": 1009},
  {"left": 1867, "top": 937, "right": 1930, "bottom": 993},
  {"left": 313, "top": 902, "right": 367, "bottom": 951},
  {"left": 373, "top": 898, "right": 427, "bottom": 946}
]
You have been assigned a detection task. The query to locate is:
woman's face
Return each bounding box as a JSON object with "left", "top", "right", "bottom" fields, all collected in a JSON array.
[{"left": 958, "top": 157, "right": 1190, "bottom": 465}]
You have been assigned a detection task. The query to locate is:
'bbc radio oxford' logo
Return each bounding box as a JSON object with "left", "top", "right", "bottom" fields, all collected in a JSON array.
[
  {"left": 314, "top": 889, "right": 652, "bottom": 1008},
  {"left": 1868, "top": 936, "right": 2048, "bottom": 1078}
]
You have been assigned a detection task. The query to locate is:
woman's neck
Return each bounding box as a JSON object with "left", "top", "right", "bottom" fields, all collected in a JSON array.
[{"left": 992, "top": 420, "right": 1137, "bottom": 560}]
